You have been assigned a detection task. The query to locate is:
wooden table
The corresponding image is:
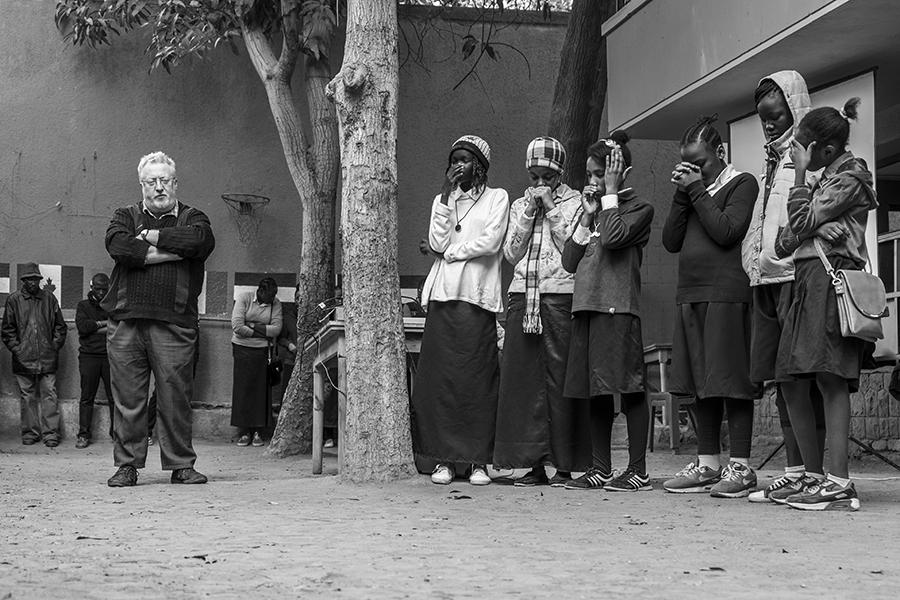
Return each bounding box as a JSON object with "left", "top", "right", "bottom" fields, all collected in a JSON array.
[{"left": 304, "top": 316, "right": 426, "bottom": 474}]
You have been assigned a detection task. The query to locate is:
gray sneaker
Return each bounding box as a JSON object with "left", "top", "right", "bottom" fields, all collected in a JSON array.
[
  {"left": 709, "top": 461, "right": 757, "bottom": 498},
  {"left": 663, "top": 461, "right": 722, "bottom": 493}
]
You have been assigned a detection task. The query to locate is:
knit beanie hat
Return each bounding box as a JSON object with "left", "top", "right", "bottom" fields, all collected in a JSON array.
[
  {"left": 525, "top": 137, "right": 566, "bottom": 174},
  {"left": 449, "top": 135, "right": 491, "bottom": 170}
]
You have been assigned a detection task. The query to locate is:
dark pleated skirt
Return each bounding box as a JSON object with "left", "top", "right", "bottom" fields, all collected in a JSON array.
[
  {"left": 410, "top": 300, "right": 500, "bottom": 464},
  {"left": 493, "top": 294, "right": 592, "bottom": 472},
  {"left": 670, "top": 302, "right": 761, "bottom": 400},
  {"left": 230, "top": 343, "right": 273, "bottom": 428},
  {"left": 564, "top": 311, "right": 644, "bottom": 398},
  {"left": 776, "top": 257, "right": 867, "bottom": 391}
]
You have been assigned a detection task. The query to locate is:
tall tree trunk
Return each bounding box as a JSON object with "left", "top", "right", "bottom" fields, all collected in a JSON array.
[
  {"left": 327, "top": 0, "right": 415, "bottom": 482},
  {"left": 243, "top": 24, "right": 337, "bottom": 457},
  {"left": 547, "top": 0, "right": 615, "bottom": 191}
]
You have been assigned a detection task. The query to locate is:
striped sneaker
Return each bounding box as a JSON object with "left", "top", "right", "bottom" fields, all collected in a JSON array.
[
  {"left": 605, "top": 468, "right": 652, "bottom": 492},
  {"left": 663, "top": 461, "right": 722, "bottom": 493},
  {"left": 786, "top": 479, "right": 860, "bottom": 511},
  {"left": 564, "top": 467, "right": 614, "bottom": 490},
  {"left": 769, "top": 474, "right": 823, "bottom": 505},
  {"left": 748, "top": 474, "right": 799, "bottom": 503}
]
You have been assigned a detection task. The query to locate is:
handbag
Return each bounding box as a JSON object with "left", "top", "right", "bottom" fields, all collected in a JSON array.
[
  {"left": 267, "top": 344, "right": 284, "bottom": 387},
  {"left": 814, "top": 238, "right": 888, "bottom": 342}
]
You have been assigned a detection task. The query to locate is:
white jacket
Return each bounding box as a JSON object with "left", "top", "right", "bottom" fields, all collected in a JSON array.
[
  {"left": 741, "top": 70, "right": 811, "bottom": 286},
  {"left": 422, "top": 185, "right": 509, "bottom": 313}
]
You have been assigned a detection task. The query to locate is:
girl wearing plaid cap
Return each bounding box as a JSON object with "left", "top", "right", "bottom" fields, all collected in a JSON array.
[
  {"left": 561, "top": 131, "right": 656, "bottom": 492},
  {"left": 493, "top": 137, "right": 592, "bottom": 487},
  {"left": 412, "top": 135, "right": 510, "bottom": 486}
]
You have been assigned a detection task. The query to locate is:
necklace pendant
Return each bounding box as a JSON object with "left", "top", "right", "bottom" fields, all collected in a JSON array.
[{"left": 455, "top": 224, "right": 462, "bottom": 232}]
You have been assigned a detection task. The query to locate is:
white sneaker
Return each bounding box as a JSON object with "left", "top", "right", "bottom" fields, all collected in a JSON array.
[
  {"left": 431, "top": 463, "right": 454, "bottom": 485},
  {"left": 468, "top": 465, "right": 491, "bottom": 486}
]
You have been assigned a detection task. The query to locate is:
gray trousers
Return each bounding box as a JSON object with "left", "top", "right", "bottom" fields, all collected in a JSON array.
[
  {"left": 108, "top": 318, "right": 197, "bottom": 470},
  {"left": 17, "top": 373, "right": 59, "bottom": 443}
]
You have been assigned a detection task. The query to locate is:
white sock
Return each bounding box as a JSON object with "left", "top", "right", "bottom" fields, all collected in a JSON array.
[
  {"left": 698, "top": 455, "right": 720, "bottom": 471},
  {"left": 785, "top": 465, "right": 804, "bottom": 479},
  {"left": 827, "top": 474, "right": 851, "bottom": 487},
  {"left": 805, "top": 471, "right": 825, "bottom": 481},
  {"left": 731, "top": 457, "right": 750, "bottom": 468}
]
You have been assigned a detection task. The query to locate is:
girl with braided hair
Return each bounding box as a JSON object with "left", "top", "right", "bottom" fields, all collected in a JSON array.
[{"left": 662, "top": 116, "right": 761, "bottom": 497}]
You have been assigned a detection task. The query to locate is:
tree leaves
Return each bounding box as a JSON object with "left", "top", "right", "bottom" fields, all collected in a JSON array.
[{"left": 55, "top": 0, "right": 340, "bottom": 71}]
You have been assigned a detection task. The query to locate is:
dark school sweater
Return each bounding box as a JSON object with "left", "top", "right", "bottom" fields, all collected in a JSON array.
[
  {"left": 662, "top": 172, "right": 758, "bottom": 304},
  {"left": 562, "top": 189, "right": 654, "bottom": 316}
]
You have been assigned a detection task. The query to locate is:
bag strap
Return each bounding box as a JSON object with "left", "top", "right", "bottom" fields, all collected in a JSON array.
[{"left": 813, "top": 238, "right": 842, "bottom": 289}]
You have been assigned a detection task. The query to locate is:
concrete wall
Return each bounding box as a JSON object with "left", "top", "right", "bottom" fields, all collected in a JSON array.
[{"left": 604, "top": 0, "right": 833, "bottom": 130}]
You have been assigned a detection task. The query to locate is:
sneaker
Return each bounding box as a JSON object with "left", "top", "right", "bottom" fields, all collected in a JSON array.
[
  {"left": 605, "top": 467, "right": 652, "bottom": 492},
  {"left": 548, "top": 472, "right": 572, "bottom": 488},
  {"left": 324, "top": 438, "right": 335, "bottom": 448},
  {"left": 236, "top": 434, "right": 251, "bottom": 447},
  {"left": 663, "top": 461, "right": 721, "bottom": 493},
  {"left": 710, "top": 461, "right": 757, "bottom": 498},
  {"left": 786, "top": 479, "right": 860, "bottom": 511},
  {"left": 748, "top": 474, "right": 798, "bottom": 503},
  {"left": 44, "top": 438, "right": 60, "bottom": 448},
  {"left": 75, "top": 437, "right": 90, "bottom": 449},
  {"left": 469, "top": 465, "right": 491, "bottom": 486},
  {"left": 514, "top": 469, "right": 549, "bottom": 487},
  {"left": 252, "top": 432, "right": 264, "bottom": 447},
  {"left": 108, "top": 465, "right": 138, "bottom": 487},
  {"left": 565, "top": 467, "right": 614, "bottom": 490},
  {"left": 171, "top": 467, "right": 208, "bottom": 484},
  {"left": 769, "top": 474, "right": 823, "bottom": 505},
  {"left": 431, "top": 463, "right": 455, "bottom": 485},
  {"left": 22, "top": 437, "right": 39, "bottom": 446}
]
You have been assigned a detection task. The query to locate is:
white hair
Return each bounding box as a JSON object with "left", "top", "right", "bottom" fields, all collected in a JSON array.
[{"left": 137, "top": 152, "right": 176, "bottom": 177}]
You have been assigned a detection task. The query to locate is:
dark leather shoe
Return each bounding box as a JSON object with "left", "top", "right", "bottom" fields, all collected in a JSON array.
[
  {"left": 44, "top": 438, "right": 60, "bottom": 448},
  {"left": 171, "top": 468, "right": 208, "bottom": 484},
  {"left": 108, "top": 465, "right": 138, "bottom": 487},
  {"left": 22, "top": 437, "right": 39, "bottom": 446}
]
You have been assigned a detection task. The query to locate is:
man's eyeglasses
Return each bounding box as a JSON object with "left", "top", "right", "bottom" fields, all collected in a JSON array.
[{"left": 140, "top": 177, "right": 175, "bottom": 187}]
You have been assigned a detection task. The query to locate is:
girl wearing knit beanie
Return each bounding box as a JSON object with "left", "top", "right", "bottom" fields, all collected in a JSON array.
[
  {"left": 493, "top": 137, "right": 592, "bottom": 487},
  {"left": 411, "top": 135, "right": 510, "bottom": 486}
]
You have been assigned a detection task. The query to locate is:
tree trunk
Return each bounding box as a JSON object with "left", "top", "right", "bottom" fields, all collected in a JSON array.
[
  {"left": 547, "top": 0, "right": 616, "bottom": 191},
  {"left": 242, "top": 24, "right": 338, "bottom": 457},
  {"left": 327, "top": 0, "right": 415, "bottom": 482}
]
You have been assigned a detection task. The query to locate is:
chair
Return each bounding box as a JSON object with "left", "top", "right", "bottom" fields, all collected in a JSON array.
[{"left": 644, "top": 343, "right": 696, "bottom": 453}]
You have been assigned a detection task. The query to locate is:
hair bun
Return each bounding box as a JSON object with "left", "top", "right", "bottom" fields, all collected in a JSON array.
[
  {"left": 608, "top": 129, "right": 631, "bottom": 146},
  {"left": 696, "top": 114, "right": 718, "bottom": 126},
  {"left": 842, "top": 97, "right": 861, "bottom": 121}
]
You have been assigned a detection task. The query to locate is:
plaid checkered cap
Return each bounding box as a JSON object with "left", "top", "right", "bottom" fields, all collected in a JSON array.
[
  {"left": 450, "top": 135, "right": 491, "bottom": 170},
  {"left": 525, "top": 137, "right": 566, "bottom": 174}
]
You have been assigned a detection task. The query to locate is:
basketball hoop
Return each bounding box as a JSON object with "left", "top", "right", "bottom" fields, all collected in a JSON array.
[{"left": 222, "top": 194, "right": 270, "bottom": 246}]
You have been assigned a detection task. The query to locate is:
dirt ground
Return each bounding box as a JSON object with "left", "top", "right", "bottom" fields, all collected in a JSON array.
[{"left": 1, "top": 436, "right": 898, "bottom": 600}]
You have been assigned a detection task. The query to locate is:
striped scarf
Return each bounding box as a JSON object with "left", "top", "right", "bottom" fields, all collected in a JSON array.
[{"left": 523, "top": 203, "right": 545, "bottom": 334}]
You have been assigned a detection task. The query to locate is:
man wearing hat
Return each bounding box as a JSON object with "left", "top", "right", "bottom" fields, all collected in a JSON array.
[
  {"left": 1, "top": 263, "right": 68, "bottom": 447},
  {"left": 74, "top": 272, "right": 113, "bottom": 449}
]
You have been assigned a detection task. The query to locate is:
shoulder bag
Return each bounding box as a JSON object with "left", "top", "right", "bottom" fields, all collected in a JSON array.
[{"left": 815, "top": 237, "right": 888, "bottom": 342}]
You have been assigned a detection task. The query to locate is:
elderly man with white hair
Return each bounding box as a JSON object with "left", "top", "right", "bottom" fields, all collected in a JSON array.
[{"left": 103, "top": 152, "right": 216, "bottom": 487}]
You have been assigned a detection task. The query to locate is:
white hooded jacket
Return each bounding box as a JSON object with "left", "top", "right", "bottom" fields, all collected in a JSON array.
[{"left": 740, "top": 70, "right": 811, "bottom": 286}]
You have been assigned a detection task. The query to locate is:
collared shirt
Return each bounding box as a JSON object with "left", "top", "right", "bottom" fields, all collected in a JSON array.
[{"left": 142, "top": 200, "right": 179, "bottom": 219}]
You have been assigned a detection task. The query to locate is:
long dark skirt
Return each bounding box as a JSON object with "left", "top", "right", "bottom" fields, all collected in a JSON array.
[
  {"left": 776, "top": 257, "right": 868, "bottom": 391},
  {"left": 230, "top": 343, "right": 273, "bottom": 429},
  {"left": 564, "top": 311, "right": 644, "bottom": 398},
  {"left": 410, "top": 300, "right": 500, "bottom": 465},
  {"left": 670, "top": 302, "right": 760, "bottom": 400},
  {"left": 493, "top": 294, "right": 592, "bottom": 472}
]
